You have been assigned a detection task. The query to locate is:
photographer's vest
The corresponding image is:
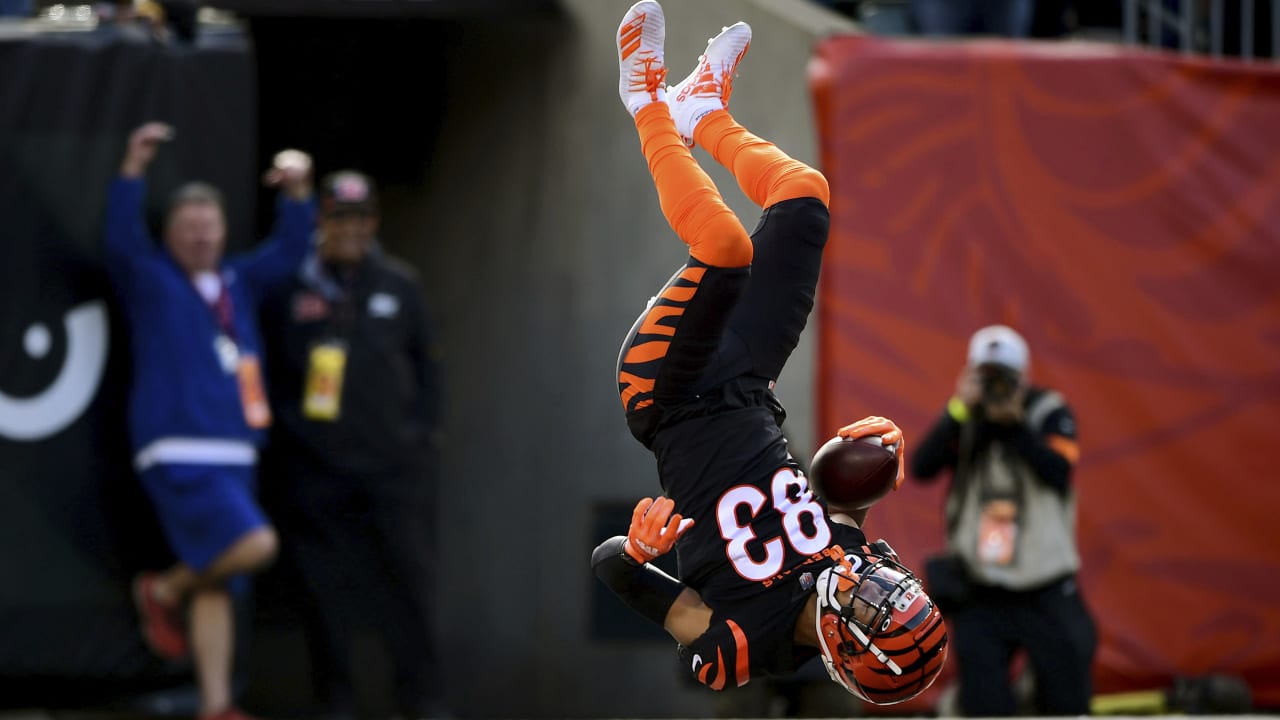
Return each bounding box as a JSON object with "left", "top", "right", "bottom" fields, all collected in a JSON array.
[{"left": 945, "top": 391, "right": 1080, "bottom": 590}]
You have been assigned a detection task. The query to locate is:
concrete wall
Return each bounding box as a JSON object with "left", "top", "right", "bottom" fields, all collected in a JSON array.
[{"left": 379, "top": 2, "right": 856, "bottom": 715}]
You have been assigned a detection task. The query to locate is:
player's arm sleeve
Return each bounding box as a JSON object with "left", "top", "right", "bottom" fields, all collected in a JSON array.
[
  {"left": 1002, "top": 404, "right": 1077, "bottom": 494},
  {"left": 909, "top": 409, "right": 962, "bottom": 481},
  {"left": 591, "top": 535, "right": 685, "bottom": 627}
]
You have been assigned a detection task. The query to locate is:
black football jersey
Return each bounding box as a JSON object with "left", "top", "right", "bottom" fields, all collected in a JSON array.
[
  {"left": 652, "top": 398, "right": 871, "bottom": 683},
  {"left": 651, "top": 401, "right": 869, "bottom": 608}
]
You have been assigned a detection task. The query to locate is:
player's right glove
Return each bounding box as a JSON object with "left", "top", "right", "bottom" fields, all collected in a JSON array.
[
  {"left": 624, "top": 496, "right": 694, "bottom": 565},
  {"left": 836, "top": 415, "right": 906, "bottom": 490}
]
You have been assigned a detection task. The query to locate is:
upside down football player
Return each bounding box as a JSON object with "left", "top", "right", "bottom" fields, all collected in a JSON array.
[{"left": 592, "top": 1, "right": 948, "bottom": 705}]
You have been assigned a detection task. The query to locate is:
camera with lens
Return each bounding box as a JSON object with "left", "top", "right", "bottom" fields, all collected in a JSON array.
[{"left": 977, "top": 363, "right": 1021, "bottom": 406}]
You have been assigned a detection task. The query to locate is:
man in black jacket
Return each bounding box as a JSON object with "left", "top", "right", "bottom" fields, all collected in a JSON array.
[
  {"left": 260, "top": 170, "right": 443, "bottom": 720},
  {"left": 910, "top": 324, "right": 1095, "bottom": 716}
]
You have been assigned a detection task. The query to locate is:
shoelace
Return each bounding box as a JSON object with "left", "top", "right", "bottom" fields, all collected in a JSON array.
[
  {"left": 630, "top": 55, "right": 668, "bottom": 95},
  {"left": 720, "top": 64, "right": 735, "bottom": 103},
  {"left": 722, "top": 45, "right": 749, "bottom": 102}
]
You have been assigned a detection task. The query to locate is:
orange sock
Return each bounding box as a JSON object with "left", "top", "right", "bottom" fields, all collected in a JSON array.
[
  {"left": 693, "top": 109, "right": 830, "bottom": 209},
  {"left": 634, "top": 103, "right": 752, "bottom": 268}
]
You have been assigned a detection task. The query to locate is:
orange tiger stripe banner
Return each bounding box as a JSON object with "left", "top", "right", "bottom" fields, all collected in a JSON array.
[{"left": 811, "top": 35, "right": 1280, "bottom": 710}]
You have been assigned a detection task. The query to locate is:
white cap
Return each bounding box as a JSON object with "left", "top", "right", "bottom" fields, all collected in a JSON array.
[{"left": 967, "top": 325, "right": 1029, "bottom": 373}]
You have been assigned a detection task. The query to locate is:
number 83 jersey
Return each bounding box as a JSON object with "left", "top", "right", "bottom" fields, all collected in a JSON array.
[{"left": 650, "top": 402, "right": 868, "bottom": 608}]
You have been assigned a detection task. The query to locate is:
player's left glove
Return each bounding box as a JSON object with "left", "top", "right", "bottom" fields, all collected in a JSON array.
[
  {"left": 624, "top": 496, "right": 694, "bottom": 565},
  {"left": 836, "top": 415, "right": 906, "bottom": 490}
]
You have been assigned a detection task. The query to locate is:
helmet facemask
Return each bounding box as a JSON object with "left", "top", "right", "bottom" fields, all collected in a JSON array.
[{"left": 814, "top": 552, "right": 948, "bottom": 705}]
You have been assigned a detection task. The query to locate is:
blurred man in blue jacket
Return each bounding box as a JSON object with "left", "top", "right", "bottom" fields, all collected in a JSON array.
[{"left": 103, "top": 121, "right": 315, "bottom": 720}]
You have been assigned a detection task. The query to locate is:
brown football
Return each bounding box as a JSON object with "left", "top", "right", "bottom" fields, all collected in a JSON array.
[{"left": 808, "top": 435, "right": 899, "bottom": 510}]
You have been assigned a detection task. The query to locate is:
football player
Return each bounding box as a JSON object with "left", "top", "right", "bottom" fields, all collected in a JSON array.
[{"left": 594, "top": 1, "right": 948, "bottom": 705}]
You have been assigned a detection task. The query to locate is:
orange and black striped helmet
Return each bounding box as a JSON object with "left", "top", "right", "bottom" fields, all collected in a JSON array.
[{"left": 814, "top": 552, "right": 948, "bottom": 704}]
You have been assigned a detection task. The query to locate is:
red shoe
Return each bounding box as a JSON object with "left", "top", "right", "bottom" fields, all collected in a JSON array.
[
  {"left": 132, "top": 572, "right": 188, "bottom": 660},
  {"left": 198, "top": 708, "right": 261, "bottom": 720}
]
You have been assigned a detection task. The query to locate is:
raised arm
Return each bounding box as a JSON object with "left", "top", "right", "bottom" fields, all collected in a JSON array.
[
  {"left": 103, "top": 122, "right": 172, "bottom": 274},
  {"left": 591, "top": 497, "right": 710, "bottom": 645},
  {"left": 233, "top": 149, "right": 316, "bottom": 294}
]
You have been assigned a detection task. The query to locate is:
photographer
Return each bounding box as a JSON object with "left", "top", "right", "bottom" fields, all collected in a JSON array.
[{"left": 910, "top": 325, "right": 1096, "bottom": 716}]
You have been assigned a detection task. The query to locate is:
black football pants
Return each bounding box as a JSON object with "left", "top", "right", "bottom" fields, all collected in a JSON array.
[
  {"left": 951, "top": 576, "right": 1098, "bottom": 716},
  {"left": 617, "top": 197, "right": 829, "bottom": 445},
  {"left": 284, "top": 468, "right": 440, "bottom": 717}
]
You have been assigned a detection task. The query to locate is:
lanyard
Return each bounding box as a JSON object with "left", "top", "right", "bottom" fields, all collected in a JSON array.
[
  {"left": 210, "top": 274, "right": 238, "bottom": 342},
  {"left": 299, "top": 252, "right": 361, "bottom": 340},
  {"left": 203, "top": 272, "right": 244, "bottom": 376}
]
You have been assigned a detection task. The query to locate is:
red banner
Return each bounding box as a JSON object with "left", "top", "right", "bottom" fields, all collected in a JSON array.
[{"left": 811, "top": 35, "right": 1280, "bottom": 707}]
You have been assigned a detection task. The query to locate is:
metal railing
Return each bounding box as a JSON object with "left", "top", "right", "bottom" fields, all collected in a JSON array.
[{"left": 1124, "top": 0, "right": 1278, "bottom": 60}]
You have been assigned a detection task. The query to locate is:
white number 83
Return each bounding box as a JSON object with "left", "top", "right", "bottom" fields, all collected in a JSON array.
[{"left": 715, "top": 467, "right": 832, "bottom": 582}]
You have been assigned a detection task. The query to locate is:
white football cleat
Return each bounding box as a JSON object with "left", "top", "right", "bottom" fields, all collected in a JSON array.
[
  {"left": 617, "top": 1, "right": 668, "bottom": 117},
  {"left": 667, "top": 21, "right": 752, "bottom": 147}
]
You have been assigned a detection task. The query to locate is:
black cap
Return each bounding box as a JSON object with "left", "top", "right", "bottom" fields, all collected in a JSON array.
[{"left": 320, "top": 170, "right": 378, "bottom": 215}]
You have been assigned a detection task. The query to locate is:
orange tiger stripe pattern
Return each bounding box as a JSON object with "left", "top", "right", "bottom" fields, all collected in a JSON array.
[
  {"left": 727, "top": 618, "right": 751, "bottom": 687},
  {"left": 623, "top": 341, "right": 670, "bottom": 364},
  {"left": 617, "top": 266, "right": 706, "bottom": 412},
  {"left": 698, "top": 646, "right": 727, "bottom": 690},
  {"left": 638, "top": 305, "right": 682, "bottom": 337},
  {"left": 689, "top": 619, "right": 753, "bottom": 691}
]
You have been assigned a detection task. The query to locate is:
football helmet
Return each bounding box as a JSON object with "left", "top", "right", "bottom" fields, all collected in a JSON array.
[{"left": 814, "top": 551, "right": 948, "bottom": 704}]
